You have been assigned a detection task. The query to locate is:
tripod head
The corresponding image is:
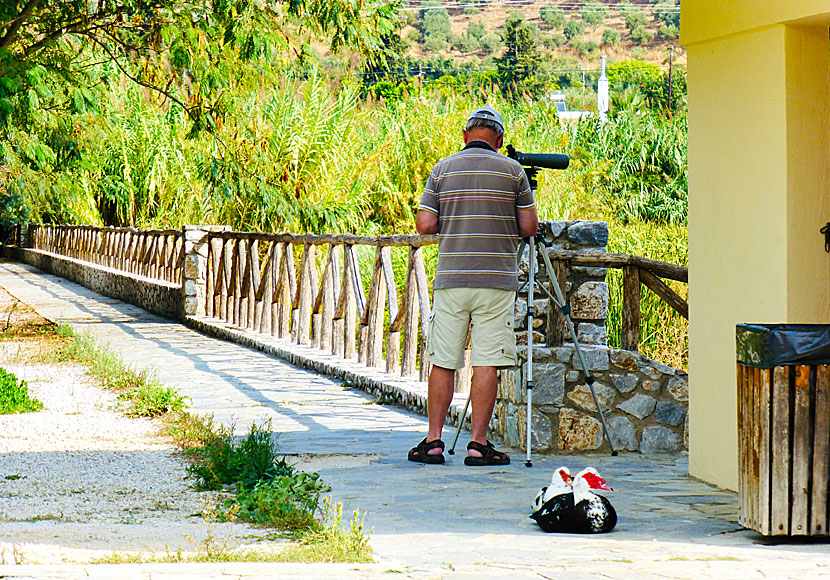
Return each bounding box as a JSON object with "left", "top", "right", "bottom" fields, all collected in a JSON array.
[{"left": 505, "top": 145, "right": 570, "bottom": 189}]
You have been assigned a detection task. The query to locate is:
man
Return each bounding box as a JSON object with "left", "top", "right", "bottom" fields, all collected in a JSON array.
[{"left": 408, "top": 105, "right": 538, "bottom": 466}]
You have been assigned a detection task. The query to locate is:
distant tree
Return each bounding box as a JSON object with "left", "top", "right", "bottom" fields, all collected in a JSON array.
[
  {"left": 602, "top": 28, "right": 621, "bottom": 46},
  {"left": 422, "top": 6, "right": 452, "bottom": 47},
  {"left": 551, "top": 56, "right": 583, "bottom": 88},
  {"left": 496, "top": 16, "right": 543, "bottom": 97},
  {"left": 630, "top": 27, "right": 655, "bottom": 45},
  {"left": 540, "top": 5, "right": 566, "bottom": 30},
  {"left": 658, "top": 24, "right": 679, "bottom": 41},
  {"left": 563, "top": 20, "right": 585, "bottom": 41},
  {"left": 617, "top": 2, "right": 649, "bottom": 32},
  {"left": 480, "top": 33, "right": 503, "bottom": 53},
  {"left": 467, "top": 22, "right": 486, "bottom": 40},
  {"left": 580, "top": 3, "right": 609, "bottom": 28},
  {"left": 654, "top": 2, "right": 680, "bottom": 27}
]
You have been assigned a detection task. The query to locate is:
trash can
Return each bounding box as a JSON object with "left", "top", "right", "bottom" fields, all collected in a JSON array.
[{"left": 736, "top": 324, "right": 830, "bottom": 536}]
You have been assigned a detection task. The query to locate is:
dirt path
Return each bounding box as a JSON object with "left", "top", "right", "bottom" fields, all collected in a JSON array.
[{"left": 0, "top": 286, "right": 283, "bottom": 565}]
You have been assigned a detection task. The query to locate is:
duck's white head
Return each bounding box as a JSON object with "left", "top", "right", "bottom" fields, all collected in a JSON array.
[
  {"left": 574, "top": 467, "right": 613, "bottom": 492},
  {"left": 535, "top": 466, "right": 573, "bottom": 508}
]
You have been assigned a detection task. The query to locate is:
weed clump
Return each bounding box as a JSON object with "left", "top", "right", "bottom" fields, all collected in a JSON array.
[
  {"left": 0, "top": 367, "right": 43, "bottom": 414},
  {"left": 182, "top": 417, "right": 331, "bottom": 532}
]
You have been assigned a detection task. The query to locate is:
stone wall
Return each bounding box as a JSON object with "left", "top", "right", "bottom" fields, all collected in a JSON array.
[
  {"left": 1, "top": 246, "right": 182, "bottom": 321},
  {"left": 494, "top": 220, "right": 689, "bottom": 454}
]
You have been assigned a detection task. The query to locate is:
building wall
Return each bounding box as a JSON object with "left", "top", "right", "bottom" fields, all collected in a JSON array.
[{"left": 683, "top": 3, "right": 830, "bottom": 490}]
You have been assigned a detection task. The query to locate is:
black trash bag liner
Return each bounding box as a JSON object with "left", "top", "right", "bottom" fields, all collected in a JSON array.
[{"left": 736, "top": 324, "right": 830, "bottom": 368}]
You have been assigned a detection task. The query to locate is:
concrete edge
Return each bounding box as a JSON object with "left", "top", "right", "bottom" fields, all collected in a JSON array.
[{"left": 1, "top": 246, "right": 182, "bottom": 321}]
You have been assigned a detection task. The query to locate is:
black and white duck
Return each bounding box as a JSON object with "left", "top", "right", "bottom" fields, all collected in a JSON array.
[
  {"left": 570, "top": 467, "right": 617, "bottom": 534},
  {"left": 530, "top": 466, "right": 617, "bottom": 534},
  {"left": 530, "top": 466, "right": 574, "bottom": 533},
  {"left": 532, "top": 466, "right": 572, "bottom": 512}
]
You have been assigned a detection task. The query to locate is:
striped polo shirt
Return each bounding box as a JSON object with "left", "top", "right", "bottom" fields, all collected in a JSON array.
[{"left": 419, "top": 141, "right": 534, "bottom": 291}]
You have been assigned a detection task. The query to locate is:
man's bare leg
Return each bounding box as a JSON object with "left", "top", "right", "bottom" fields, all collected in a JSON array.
[
  {"left": 468, "top": 365, "right": 497, "bottom": 457},
  {"left": 426, "top": 365, "right": 455, "bottom": 455}
]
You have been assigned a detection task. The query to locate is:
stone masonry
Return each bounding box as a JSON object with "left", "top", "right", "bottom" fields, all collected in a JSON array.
[{"left": 493, "top": 220, "right": 689, "bottom": 454}]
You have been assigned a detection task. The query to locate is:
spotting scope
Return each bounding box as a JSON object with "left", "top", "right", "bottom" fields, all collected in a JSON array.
[{"left": 506, "top": 145, "right": 569, "bottom": 170}]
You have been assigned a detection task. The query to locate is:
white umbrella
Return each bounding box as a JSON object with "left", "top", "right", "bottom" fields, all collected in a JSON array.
[{"left": 597, "top": 54, "right": 609, "bottom": 122}]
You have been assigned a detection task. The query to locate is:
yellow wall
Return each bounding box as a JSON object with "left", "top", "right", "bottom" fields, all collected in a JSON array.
[{"left": 684, "top": 4, "right": 830, "bottom": 490}]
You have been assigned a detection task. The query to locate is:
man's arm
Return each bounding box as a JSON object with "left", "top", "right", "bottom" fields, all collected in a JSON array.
[
  {"left": 416, "top": 209, "right": 439, "bottom": 235},
  {"left": 517, "top": 208, "right": 538, "bottom": 239}
]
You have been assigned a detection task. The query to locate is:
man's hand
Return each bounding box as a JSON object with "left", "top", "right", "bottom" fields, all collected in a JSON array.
[
  {"left": 416, "top": 210, "right": 439, "bottom": 235},
  {"left": 517, "top": 208, "right": 539, "bottom": 239}
]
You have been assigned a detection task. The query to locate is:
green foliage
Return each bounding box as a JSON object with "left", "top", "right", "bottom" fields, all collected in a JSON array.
[
  {"left": 540, "top": 5, "right": 566, "bottom": 30},
  {"left": 658, "top": 24, "right": 679, "bottom": 41},
  {"left": 563, "top": 20, "right": 585, "bottom": 41},
  {"left": 630, "top": 27, "right": 656, "bottom": 45},
  {"left": 570, "top": 112, "right": 687, "bottom": 224},
  {"left": 580, "top": 3, "right": 609, "bottom": 28},
  {"left": 120, "top": 383, "right": 189, "bottom": 418},
  {"left": 602, "top": 28, "right": 622, "bottom": 46},
  {"left": 0, "top": 367, "right": 43, "bottom": 414},
  {"left": 421, "top": 6, "right": 452, "bottom": 48},
  {"left": 230, "top": 471, "right": 331, "bottom": 530},
  {"left": 496, "top": 16, "right": 544, "bottom": 98},
  {"left": 276, "top": 498, "right": 373, "bottom": 563},
  {"left": 654, "top": 1, "right": 681, "bottom": 27},
  {"left": 617, "top": 2, "right": 649, "bottom": 32}
]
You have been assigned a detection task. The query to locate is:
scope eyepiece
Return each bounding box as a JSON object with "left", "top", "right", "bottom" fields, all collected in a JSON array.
[{"left": 506, "top": 145, "right": 570, "bottom": 170}]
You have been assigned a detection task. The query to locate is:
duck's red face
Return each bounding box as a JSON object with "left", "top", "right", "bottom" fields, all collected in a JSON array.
[
  {"left": 583, "top": 472, "right": 613, "bottom": 491},
  {"left": 559, "top": 470, "right": 573, "bottom": 486}
]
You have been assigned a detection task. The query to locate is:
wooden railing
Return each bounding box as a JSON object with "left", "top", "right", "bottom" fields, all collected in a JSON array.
[
  {"left": 546, "top": 248, "right": 688, "bottom": 353},
  {"left": 30, "top": 224, "right": 183, "bottom": 284},
  {"left": 204, "top": 231, "right": 438, "bottom": 381}
]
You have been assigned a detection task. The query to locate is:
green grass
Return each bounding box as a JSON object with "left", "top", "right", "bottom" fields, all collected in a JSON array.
[
  {"left": 0, "top": 367, "right": 43, "bottom": 414},
  {"left": 55, "top": 325, "right": 188, "bottom": 416}
]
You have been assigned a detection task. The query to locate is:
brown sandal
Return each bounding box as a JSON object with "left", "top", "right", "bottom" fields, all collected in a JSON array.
[
  {"left": 464, "top": 440, "right": 510, "bottom": 466},
  {"left": 408, "top": 438, "right": 446, "bottom": 464}
]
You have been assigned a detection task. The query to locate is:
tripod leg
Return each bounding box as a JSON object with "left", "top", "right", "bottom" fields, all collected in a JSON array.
[
  {"left": 536, "top": 239, "right": 618, "bottom": 456},
  {"left": 524, "top": 236, "right": 536, "bottom": 467},
  {"left": 447, "top": 393, "right": 471, "bottom": 455}
]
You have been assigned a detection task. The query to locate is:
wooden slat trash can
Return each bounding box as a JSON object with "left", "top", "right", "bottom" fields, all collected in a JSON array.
[{"left": 736, "top": 324, "right": 830, "bottom": 536}]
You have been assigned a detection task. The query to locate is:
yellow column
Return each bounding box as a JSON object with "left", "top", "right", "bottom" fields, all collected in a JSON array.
[{"left": 687, "top": 24, "right": 830, "bottom": 490}]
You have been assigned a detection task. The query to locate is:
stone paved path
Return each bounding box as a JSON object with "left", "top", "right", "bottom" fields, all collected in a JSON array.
[{"left": 1, "top": 260, "right": 829, "bottom": 579}]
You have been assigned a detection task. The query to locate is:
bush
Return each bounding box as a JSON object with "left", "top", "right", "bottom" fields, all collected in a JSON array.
[
  {"left": 580, "top": 2, "right": 608, "bottom": 28},
  {"left": 630, "top": 27, "right": 655, "bottom": 45},
  {"left": 658, "top": 24, "right": 679, "bottom": 41},
  {"left": 540, "top": 5, "right": 565, "bottom": 30},
  {"left": 563, "top": 20, "right": 584, "bottom": 41},
  {"left": 0, "top": 367, "right": 43, "bottom": 414},
  {"left": 602, "top": 28, "right": 621, "bottom": 46}
]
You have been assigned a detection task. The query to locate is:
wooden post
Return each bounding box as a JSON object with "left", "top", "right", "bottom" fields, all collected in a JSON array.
[
  {"left": 811, "top": 365, "right": 830, "bottom": 535},
  {"left": 621, "top": 266, "right": 641, "bottom": 352},
  {"left": 400, "top": 248, "right": 419, "bottom": 377},
  {"left": 771, "top": 365, "right": 790, "bottom": 535},
  {"left": 548, "top": 259, "right": 567, "bottom": 346}
]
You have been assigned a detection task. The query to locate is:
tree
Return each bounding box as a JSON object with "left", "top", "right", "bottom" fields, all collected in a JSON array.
[
  {"left": 540, "top": 5, "right": 566, "bottom": 30},
  {"left": 563, "top": 20, "right": 585, "bottom": 41},
  {"left": 617, "top": 2, "right": 649, "bottom": 32},
  {"left": 602, "top": 28, "right": 621, "bottom": 46},
  {"left": 654, "top": 1, "right": 680, "bottom": 27},
  {"left": 580, "top": 3, "right": 609, "bottom": 28},
  {"left": 496, "top": 16, "right": 543, "bottom": 98},
  {"left": 421, "top": 6, "right": 452, "bottom": 50},
  {"left": 0, "top": 0, "right": 397, "bottom": 131}
]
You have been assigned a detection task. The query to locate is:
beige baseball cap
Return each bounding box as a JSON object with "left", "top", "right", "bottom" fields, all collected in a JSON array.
[{"left": 466, "top": 105, "right": 504, "bottom": 132}]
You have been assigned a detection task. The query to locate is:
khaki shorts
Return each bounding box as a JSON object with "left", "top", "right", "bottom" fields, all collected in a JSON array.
[{"left": 426, "top": 287, "right": 517, "bottom": 370}]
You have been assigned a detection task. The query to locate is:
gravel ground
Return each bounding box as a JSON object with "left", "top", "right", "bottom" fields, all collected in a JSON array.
[{"left": 0, "top": 332, "right": 284, "bottom": 565}]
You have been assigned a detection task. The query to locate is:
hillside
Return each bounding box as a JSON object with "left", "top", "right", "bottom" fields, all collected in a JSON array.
[{"left": 396, "top": 0, "right": 683, "bottom": 73}]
